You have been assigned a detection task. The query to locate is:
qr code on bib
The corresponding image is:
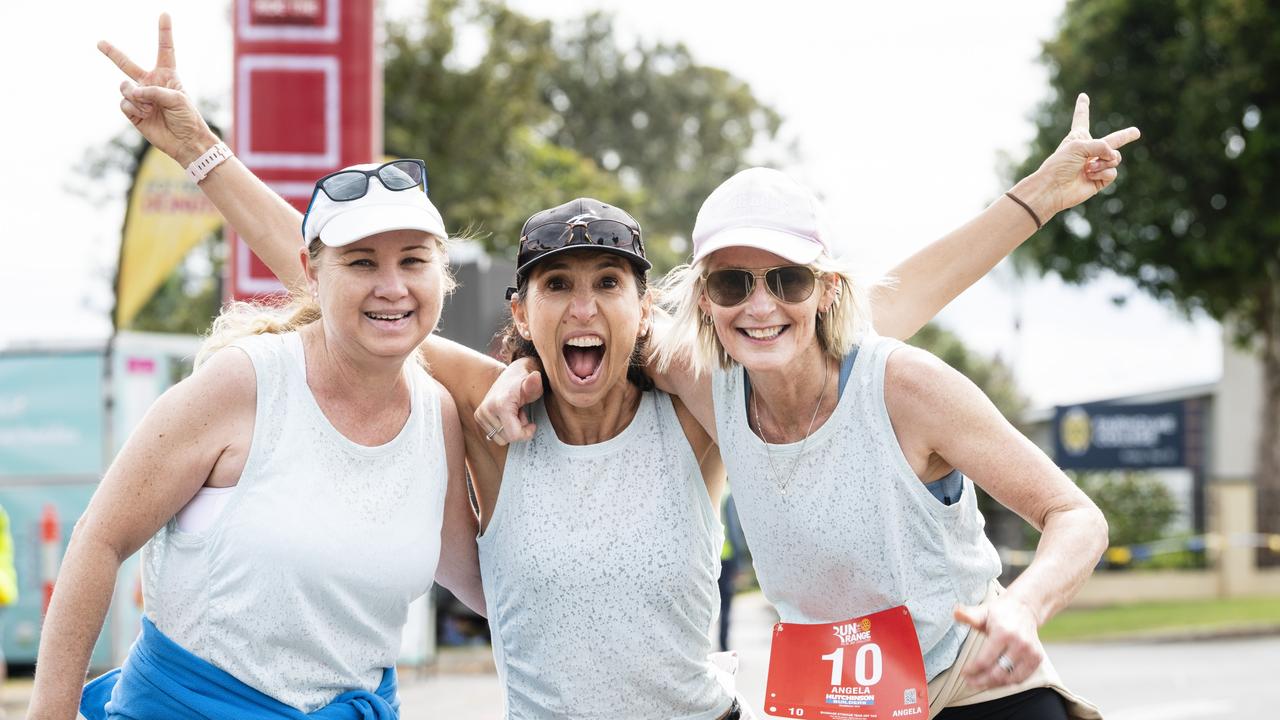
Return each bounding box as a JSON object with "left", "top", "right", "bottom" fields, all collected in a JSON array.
[{"left": 904, "top": 688, "right": 918, "bottom": 705}]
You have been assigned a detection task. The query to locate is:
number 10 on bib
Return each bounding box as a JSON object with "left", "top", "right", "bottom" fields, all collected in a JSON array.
[{"left": 763, "top": 606, "right": 928, "bottom": 719}]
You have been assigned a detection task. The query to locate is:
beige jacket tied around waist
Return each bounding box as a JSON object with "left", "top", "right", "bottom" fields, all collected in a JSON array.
[{"left": 926, "top": 582, "right": 1102, "bottom": 719}]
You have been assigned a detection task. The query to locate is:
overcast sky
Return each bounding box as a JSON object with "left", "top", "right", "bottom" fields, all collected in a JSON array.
[{"left": 0, "top": 0, "right": 1220, "bottom": 407}]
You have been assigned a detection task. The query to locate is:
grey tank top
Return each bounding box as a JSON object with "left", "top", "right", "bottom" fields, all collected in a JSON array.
[
  {"left": 477, "top": 390, "right": 733, "bottom": 720},
  {"left": 143, "top": 331, "right": 447, "bottom": 711},
  {"left": 711, "top": 332, "right": 1002, "bottom": 681}
]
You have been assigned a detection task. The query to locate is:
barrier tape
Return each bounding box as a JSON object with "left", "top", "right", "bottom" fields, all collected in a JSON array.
[{"left": 997, "top": 532, "right": 1280, "bottom": 568}]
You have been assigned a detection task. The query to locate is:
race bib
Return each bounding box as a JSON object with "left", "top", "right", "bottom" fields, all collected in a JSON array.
[{"left": 763, "top": 605, "right": 928, "bottom": 719}]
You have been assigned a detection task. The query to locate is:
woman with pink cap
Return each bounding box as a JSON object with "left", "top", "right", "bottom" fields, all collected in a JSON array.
[
  {"left": 484, "top": 101, "right": 1136, "bottom": 718},
  {"left": 648, "top": 164, "right": 1111, "bottom": 719}
]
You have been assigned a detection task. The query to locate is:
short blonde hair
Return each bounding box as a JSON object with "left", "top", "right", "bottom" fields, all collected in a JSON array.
[
  {"left": 652, "top": 253, "right": 875, "bottom": 377},
  {"left": 195, "top": 236, "right": 455, "bottom": 368}
]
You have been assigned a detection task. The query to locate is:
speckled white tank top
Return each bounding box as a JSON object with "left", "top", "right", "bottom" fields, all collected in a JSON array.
[
  {"left": 142, "top": 331, "right": 446, "bottom": 712},
  {"left": 711, "top": 332, "right": 1002, "bottom": 681},
  {"left": 477, "top": 389, "right": 732, "bottom": 720}
]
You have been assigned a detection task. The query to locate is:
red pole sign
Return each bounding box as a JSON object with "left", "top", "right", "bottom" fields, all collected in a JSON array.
[
  {"left": 229, "top": 0, "right": 380, "bottom": 300},
  {"left": 40, "top": 504, "right": 61, "bottom": 618}
]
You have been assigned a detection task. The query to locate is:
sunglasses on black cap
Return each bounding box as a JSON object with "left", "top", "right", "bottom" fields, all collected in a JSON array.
[
  {"left": 521, "top": 218, "right": 643, "bottom": 255},
  {"left": 505, "top": 216, "right": 646, "bottom": 299}
]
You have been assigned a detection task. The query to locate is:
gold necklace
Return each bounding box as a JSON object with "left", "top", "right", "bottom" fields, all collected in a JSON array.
[{"left": 751, "top": 361, "right": 830, "bottom": 497}]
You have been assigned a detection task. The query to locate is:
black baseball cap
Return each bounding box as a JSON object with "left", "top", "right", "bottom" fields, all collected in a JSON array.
[{"left": 507, "top": 198, "right": 651, "bottom": 297}]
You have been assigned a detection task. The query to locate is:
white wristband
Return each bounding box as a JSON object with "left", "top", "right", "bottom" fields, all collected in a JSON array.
[{"left": 185, "top": 142, "right": 233, "bottom": 184}]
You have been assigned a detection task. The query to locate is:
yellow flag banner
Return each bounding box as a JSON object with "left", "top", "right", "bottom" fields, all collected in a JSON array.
[{"left": 114, "top": 144, "right": 224, "bottom": 329}]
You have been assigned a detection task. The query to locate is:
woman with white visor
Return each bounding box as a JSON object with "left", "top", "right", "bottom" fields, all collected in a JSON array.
[{"left": 30, "top": 154, "right": 483, "bottom": 717}]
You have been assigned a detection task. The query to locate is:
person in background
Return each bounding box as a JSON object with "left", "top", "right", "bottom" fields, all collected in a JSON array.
[
  {"left": 717, "top": 493, "right": 746, "bottom": 652},
  {"left": 0, "top": 504, "right": 16, "bottom": 720}
]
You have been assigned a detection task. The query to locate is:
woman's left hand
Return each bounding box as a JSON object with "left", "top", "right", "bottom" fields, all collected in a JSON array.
[
  {"left": 953, "top": 594, "right": 1045, "bottom": 691},
  {"left": 1026, "top": 93, "right": 1141, "bottom": 219}
]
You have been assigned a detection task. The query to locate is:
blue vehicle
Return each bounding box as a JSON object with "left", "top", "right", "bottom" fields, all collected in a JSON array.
[{"left": 0, "top": 332, "right": 200, "bottom": 668}]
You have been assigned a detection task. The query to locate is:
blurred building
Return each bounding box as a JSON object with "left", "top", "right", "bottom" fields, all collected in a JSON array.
[{"left": 1019, "top": 329, "right": 1280, "bottom": 604}]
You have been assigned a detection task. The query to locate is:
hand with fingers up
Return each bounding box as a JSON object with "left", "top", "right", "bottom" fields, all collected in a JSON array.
[
  {"left": 98, "top": 13, "right": 220, "bottom": 167},
  {"left": 1021, "top": 93, "right": 1142, "bottom": 222}
]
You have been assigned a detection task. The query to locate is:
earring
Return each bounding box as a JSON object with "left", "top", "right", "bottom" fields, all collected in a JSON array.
[{"left": 702, "top": 314, "right": 713, "bottom": 326}]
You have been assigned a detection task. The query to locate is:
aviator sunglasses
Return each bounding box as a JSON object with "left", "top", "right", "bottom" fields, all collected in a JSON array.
[
  {"left": 302, "top": 159, "right": 428, "bottom": 235},
  {"left": 702, "top": 265, "right": 821, "bottom": 307}
]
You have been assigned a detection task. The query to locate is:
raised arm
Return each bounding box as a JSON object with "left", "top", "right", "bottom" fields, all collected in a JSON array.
[
  {"left": 28, "top": 349, "right": 254, "bottom": 720},
  {"left": 99, "top": 14, "right": 306, "bottom": 291},
  {"left": 873, "top": 94, "right": 1141, "bottom": 340}
]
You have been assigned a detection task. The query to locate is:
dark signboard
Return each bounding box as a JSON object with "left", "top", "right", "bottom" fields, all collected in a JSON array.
[{"left": 1053, "top": 400, "right": 1192, "bottom": 470}]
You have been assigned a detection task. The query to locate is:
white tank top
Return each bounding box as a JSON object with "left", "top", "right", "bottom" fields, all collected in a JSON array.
[
  {"left": 477, "top": 390, "right": 733, "bottom": 719},
  {"left": 711, "top": 332, "right": 1003, "bottom": 681},
  {"left": 142, "top": 331, "right": 447, "bottom": 712}
]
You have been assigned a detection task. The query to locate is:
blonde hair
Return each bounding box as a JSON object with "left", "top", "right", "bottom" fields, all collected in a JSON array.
[
  {"left": 652, "top": 253, "right": 876, "bottom": 378},
  {"left": 195, "top": 235, "right": 456, "bottom": 368}
]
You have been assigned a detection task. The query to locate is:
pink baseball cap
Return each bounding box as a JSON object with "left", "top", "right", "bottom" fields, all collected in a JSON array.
[{"left": 691, "top": 167, "right": 831, "bottom": 265}]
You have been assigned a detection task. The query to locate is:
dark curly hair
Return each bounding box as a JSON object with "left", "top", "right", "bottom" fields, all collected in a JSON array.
[{"left": 499, "top": 263, "right": 654, "bottom": 393}]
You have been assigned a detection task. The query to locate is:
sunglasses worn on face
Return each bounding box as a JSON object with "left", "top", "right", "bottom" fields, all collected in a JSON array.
[
  {"left": 521, "top": 219, "right": 643, "bottom": 254},
  {"left": 703, "top": 265, "right": 821, "bottom": 307}
]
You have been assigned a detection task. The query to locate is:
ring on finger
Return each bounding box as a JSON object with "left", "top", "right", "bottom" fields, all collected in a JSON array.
[
  {"left": 996, "top": 654, "right": 1015, "bottom": 675},
  {"left": 484, "top": 424, "right": 505, "bottom": 441}
]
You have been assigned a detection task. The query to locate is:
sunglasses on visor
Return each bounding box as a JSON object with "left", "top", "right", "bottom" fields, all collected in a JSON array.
[
  {"left": 702, "top": 265, "right": 821, "bottom": 307},
  {"left": 302, "top": 159, "right": 429, "bottom": 240}
]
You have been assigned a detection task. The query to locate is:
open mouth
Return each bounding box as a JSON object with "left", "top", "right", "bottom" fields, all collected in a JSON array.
[
  {"left": 364, "top": 310, "right": 414, "bottom": 327},
  {"left": 738, "top": 325, "right": 787, "bottom": 342},
  {"left": 562, "top": 335, "right": 605, "bottom": 384}
]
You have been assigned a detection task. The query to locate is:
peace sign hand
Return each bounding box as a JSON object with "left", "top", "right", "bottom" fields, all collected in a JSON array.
[
  {"left": 1033, "top": 93, "right": 1142, "bottom": 218},
  {"left": 98, "top": 14, "right": 219, "bottom": 166}
]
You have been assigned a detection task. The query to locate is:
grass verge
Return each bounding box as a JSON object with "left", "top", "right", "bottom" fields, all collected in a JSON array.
[{"left": 1041, "top": 595, "right": 1280, "bottom": 642}]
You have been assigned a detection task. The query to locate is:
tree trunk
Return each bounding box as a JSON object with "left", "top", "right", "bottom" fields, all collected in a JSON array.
[{"left": 1255, "top": 287, "right": 1280, "bottom": 566}]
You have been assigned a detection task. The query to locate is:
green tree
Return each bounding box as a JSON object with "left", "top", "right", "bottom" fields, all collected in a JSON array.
[
  {"left": 384, "top": 1, "right": 781, "bottom": 270},
  {"left": 1073, "top": 471, "right": 1179, "bottom": 548},
  {"left": 127, "top": 231, "right": 224, "bottom": 335},
  {"left": 543, "top": 12, "right": 783, "bottom": 270},
  {"left": 1011, "top": 0, "right": 1280, "bottom": 540},
  {"left": 384, "top": 0, "right": 637, "bottom": 252}
]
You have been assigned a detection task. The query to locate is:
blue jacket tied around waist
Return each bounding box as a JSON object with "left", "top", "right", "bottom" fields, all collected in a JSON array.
[{"left": 80, "top": 616, "right": 400, "bottom": 720}]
